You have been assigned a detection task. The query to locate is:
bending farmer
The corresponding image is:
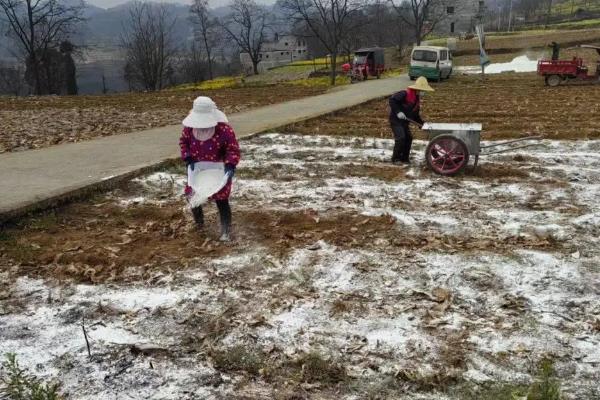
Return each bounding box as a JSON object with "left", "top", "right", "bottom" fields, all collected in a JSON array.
[
  {"left": 179, "top": 96, "right": 241, "bottom": 241},
  {"left": 549, "top": 41, "right": 560, "bottom": 61},
  {"left": 388, "top": 77, "right": 434, "bottom": 164}
]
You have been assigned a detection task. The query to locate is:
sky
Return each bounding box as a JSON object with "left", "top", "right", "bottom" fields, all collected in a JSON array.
[{"left": 87, "top": 0, "right": 275, "bottom": 9}]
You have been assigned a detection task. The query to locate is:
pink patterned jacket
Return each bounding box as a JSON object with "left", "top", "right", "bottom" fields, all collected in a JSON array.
[{"left": 179, "top": 123, "right": 241, "bottom": 201}]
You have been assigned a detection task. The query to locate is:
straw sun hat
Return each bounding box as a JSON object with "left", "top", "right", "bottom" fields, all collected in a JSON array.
[
  {"left": 408, "top": 76, "right": 435, "bottom": 92},
  {"left": 182, "top": 96, "right": 228, "bottom": 129}
]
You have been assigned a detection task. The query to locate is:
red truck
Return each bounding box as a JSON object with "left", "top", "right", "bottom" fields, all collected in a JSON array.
[{"left": 537, "top": 45, "right": 600, "bottom": 86}]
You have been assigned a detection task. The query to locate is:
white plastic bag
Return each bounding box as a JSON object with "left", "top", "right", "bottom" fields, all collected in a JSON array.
[{"left": 187, "top": 161, "right": 229, "bottom": 207}]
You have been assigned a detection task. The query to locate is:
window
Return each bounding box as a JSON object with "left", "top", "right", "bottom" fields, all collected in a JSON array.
[
  {"left": 281, "top": 52, "right": 284, "bottom": 55},
  {"left": 266, "top": 54, "right": 269, "bottom": 58},
  {"left": 450, "top": 22, "right": 455, "bottom": 33},
  {"left": 440, "top": 50, "right": 447, "bottom": 60},
  {"left": 298, "top": 50, "right": 302, "bottom": 53},
  {"left": 285, "top": 42, "right": 288, "bottom": 46},
  {"left": 447, "top": 6, "right": 454, "bottom": 14},
  {"left": 412, "top": 50, "right": 438, "bottom": 62}
]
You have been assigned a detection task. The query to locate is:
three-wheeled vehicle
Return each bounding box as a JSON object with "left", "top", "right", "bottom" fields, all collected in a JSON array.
[
  {"left": 343, "top": 47, "right": 385, "bottom": 82},
  {"left": 537, "top": 45, "right": 600, "bottom": 86}
]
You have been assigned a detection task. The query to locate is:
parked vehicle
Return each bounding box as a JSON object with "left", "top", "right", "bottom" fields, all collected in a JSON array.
[
  {"left": 343, "top": 47, "right": 385, "bottom": 83},
  {"left": 409, "top": 46, "right": 453, "bottom": 81},
  {"left": 537, "top": 45, "right": 600, "bottom": 86}
]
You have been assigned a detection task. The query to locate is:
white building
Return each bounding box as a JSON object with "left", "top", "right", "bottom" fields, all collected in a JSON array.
[
  {"left": 433, "top": 0, "right": 487, "bottom": 36},
  {"left": 240, "top": 34, "right": 309, "bottom": 74}
]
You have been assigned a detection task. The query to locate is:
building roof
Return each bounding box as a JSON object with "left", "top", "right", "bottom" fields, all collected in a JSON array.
[{"left": 355, "top": 47, "right": 384, "bottom": 53}]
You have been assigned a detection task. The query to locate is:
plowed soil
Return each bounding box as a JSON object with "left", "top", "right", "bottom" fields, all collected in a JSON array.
[
  {"left": 282, "top": 72, "right": 600, "bottom": 140},
  {"left": 0, "top": 85, "right": 325, "bottom": 153},
  {"left": 1, "top": 134, "right": 599, "bottom": 399}
]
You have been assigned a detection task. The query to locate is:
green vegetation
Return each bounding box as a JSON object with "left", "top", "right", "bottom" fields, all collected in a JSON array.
[
  {"left": 552, "top": 0, "right": 600, "bottom": 16},
  {"left": 287, "top": 75, "right": 349, "bottom": 87},
  {"left": 292, "top": 351, "right": 347, "bottom": 385},
  {"left": 527, "top": 358, "right": 562, "bottom": 400},
  {"left": 0, "top": 354, "right": 62, "bottom": 400},
  {"left": 449, "top": 358, "right": 562, "bottom": 400},
  {"left": 210, "top": 345, "right": 265, "bottom": 375},
  {"left": 546, "top": 18, "right": 600, "bottom": 29}
]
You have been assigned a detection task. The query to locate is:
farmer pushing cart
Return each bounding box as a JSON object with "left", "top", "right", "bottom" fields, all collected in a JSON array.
[{"left": 388, "top": 76, "right": 435, "bottom": 164}]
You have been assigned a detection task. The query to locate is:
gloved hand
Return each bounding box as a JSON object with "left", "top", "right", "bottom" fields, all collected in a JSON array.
[
  {"left": 225, "top": 164, "right": 236, "bottom": 179},
  {"left": 396, "top": 112, "right": 407, "bottom": 120},
  {"left": 184, "top": 156, "right": 195, "bottom": 171}
]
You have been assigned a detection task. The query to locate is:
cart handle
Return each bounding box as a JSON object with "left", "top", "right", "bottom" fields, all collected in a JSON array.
[
  {"left": 479, "top": 136, "right": 542, "bottom": 149},
  {"left": 481, "top": 143, "right": 541, "bottom": 155},
  {"left": 406, "top": 118, "right": 423, "bottom": 129}
]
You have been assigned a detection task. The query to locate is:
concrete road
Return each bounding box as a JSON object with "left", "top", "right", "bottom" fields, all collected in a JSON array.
[{"left": 0, "top": 75, "right": 408, "bottom": 221}]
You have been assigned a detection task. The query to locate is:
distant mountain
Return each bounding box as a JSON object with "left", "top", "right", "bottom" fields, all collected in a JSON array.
[
  {"left": 0, "top": 0, "right": 289, "bottom": 94},
  {"left": 78, "top": 1, "right": 196, "bottom": 47}
]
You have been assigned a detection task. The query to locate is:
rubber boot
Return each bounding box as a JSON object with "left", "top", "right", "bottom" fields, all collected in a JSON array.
[
  {"left": 217, "top": 200, "right": 232, "bottom": 242},
  {"left": 191, "top": 206, "right": 204, "bottom": 230}
]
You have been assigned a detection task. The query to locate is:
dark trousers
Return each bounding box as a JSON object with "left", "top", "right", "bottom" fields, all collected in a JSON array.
[
  {"left": 191, "top": 200, "right": 232, "bottom": 234},
  {"left": 390, "top": 122, "right": 413, "bottom": 162}
]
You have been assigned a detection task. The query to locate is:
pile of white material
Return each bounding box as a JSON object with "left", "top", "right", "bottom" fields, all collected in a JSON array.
[
  {"left": 485, "top": 55, "right": 539, "bottom": 73},
  {"left": 456, "top": 55, "right": 539, "bottom": 75}
]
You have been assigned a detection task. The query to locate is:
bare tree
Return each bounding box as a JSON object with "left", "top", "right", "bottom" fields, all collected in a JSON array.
[
  {"left": 280, "top": 0, "right": 364, "bottom": 85},
  {"left": 220, "top": 0, "right": 270, "bottom": 75},
  {"left": 0, "top": 62, "right": 25, "bottom": 95},
  {"left": 179, "top": 41, "right": 207, "bottom": 83},
  {"left": 190, "top": 0, "right": 220, "bottom": 80},
  {"left": 389, "top": 0, "right": 448, "bottom": 46},
  {"left": 0, "top": 0, "right": 84, "bottom": 94},
  {"left": 121, "top": 1, "right": 178, "bottom": 91}
]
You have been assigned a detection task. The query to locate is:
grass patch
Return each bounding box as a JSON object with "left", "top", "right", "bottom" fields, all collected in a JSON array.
[
  {"left": 527, "top": 358, "right": 562, "bottom": 400},
  {"left": 450, "top": 382, "right": 529, "bottom": 399},
  {"left": 0, "top": 353, "right": 62, "bottom": 400},
  {"left": 0, "top": 230, "right": 13, "bottom": 242},
  {"left": 210, "top": 345, "right": 265, "bottom": 376},
  {"left": 287, "top": 76, "right": 350, "bottom": 87},
  {"left": 26, "top": 213, "right": 60, "bottom": 232},
  {"left": 173, "top": 76, "right": 243, "bottom": 91},
  {"left": 292, "top": 351, "right": 347, "bottom": 385}
]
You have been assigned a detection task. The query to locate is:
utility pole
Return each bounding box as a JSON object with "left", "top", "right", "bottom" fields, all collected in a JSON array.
[
  {"left": 507, "top": 0, "right": 513, "bottom": 32},
  {"left": 498, "top": 6, "right": 502, "bottom": 32},
  {"left": 101, "top": 74, "right": 108, "bottom": 94}
]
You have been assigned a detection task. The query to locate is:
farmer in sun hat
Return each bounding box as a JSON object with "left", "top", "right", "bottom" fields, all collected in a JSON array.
[
  {"left": 388, "top": 76, "right": 434, "bottom": 164},
  {"left": 180, "top": 96, "right": 240, "bottom": 241}
]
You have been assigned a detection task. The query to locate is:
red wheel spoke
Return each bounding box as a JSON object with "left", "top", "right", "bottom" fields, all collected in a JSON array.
[
  {"left": 446, "top": 156, "right": 457, "bottom": 168},
  {"left": 426, "top": 135, "right": 469, "bottom": 176}
]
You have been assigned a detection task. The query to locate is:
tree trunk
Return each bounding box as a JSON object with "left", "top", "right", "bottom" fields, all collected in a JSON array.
[
  {"left": 329, "top": 53, "right": 337, "bottom": 86},
  {"left": 31, "top": 55, "right": 42, "bottom": 95},
  {"left": 203, "top": 33, "right": 214, "bottom": 80},
  {"left": 252, "top": 59, "right": 259, "bottom": 75},
  {"left": 207, "top": 54, "right": 213, "bottom": 80},
  {"left": 545, "top": 0, "right": 552, "bottom": 27}
]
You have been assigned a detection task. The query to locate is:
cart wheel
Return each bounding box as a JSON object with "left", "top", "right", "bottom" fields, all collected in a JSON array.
[
  {"left": 546, "top": 74, "right": 561, "bottom": 87},
  {"left": 426, "top": 135, "right": 470, "bottom": 176}
]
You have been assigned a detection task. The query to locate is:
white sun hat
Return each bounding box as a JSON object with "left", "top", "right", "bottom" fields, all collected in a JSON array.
[{"left": 182, "top": 96, "right": 228, "bottom": 128}]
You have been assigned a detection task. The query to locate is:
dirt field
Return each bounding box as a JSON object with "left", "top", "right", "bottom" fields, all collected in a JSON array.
[
  {"left": 453, "top": 28, "right": 600, "bottom": 53},
  {"left": 0, "top": 85, "right": 325, "bottom": 153},
  {"left": 282, "top": 72, "right": 600, "bottom": 140},
  {"left": 1, "top": 133, "right": 599, "bottom": 399}
]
